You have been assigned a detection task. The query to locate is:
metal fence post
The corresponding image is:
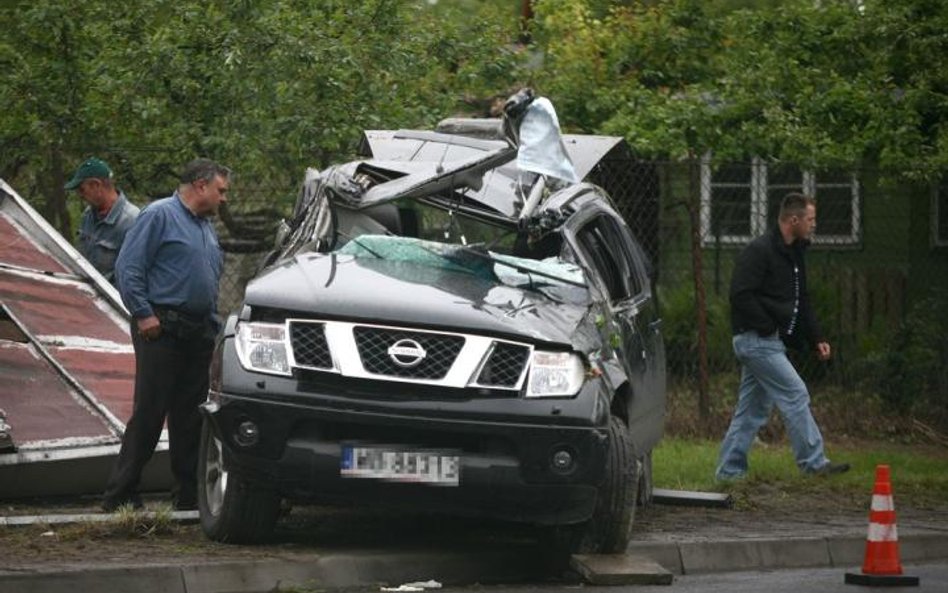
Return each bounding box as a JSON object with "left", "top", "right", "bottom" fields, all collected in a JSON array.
[{"left": 687, "top": 159, "right": 711, "bottom": 425}]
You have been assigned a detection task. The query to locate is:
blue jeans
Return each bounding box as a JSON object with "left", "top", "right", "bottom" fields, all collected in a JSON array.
[{"left": 715, "top": 332, "right": 830, "bottom": 479}]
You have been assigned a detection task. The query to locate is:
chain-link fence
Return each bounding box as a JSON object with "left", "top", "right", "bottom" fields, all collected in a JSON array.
[
  {"left": 16, "top": 150, "right": 948, "bottom": 427},
  {"left": 610, "top": 158, "right": 948, "bottom": 430}
]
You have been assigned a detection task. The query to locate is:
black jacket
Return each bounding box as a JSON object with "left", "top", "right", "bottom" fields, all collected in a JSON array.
[{"left": 729, "top": 226, "right": 823, "bottom": 350}]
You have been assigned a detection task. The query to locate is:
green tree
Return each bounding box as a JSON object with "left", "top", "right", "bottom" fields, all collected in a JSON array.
[
  {"left": 1, "top": 0, "right": 520, "bottom": 232},
  {"left": 0, "top": 0, "right": 102, "bottom": 235},
  {"left": 527, "top": 0, "right": 948, "bottom": 178}
]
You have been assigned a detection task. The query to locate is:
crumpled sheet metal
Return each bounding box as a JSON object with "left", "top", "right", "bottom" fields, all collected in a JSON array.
[
  {"left": 0, "top": 407, "right": 14, "bottom": 453},
  {"left": 0, "top": 200, "right": 134, "bottom": 452},
  {"left": 0, "top": 213, "right": 69, "bottom": 274},
  {"left": 0, "top": 342, "right": 115, "bottom": 444}
]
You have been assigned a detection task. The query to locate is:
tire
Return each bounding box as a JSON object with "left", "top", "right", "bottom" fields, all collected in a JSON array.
[
  {"left": 563, "top": 414, "right": 639, "bottom": 554},
  {"left": 637, "top": 450, "right": 654, "bottom": 508},
  {"left": 198, "top": 419, "right": 280, "bottom": 543}
]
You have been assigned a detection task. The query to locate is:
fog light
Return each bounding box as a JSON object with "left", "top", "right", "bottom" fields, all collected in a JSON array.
[
  {"left": 551, "top": 448, "right": 575, "bottom": 474},
  {"left": 235, "top": 420, "right": 259, "bottom": 447}
]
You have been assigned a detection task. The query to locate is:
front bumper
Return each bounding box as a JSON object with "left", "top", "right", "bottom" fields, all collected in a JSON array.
[{"left": 204, "top": 339, "right": 612, "bottom": 525}]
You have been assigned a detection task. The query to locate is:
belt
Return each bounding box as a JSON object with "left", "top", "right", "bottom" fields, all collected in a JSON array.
[
  {"left": 151, "top": 304, "right": 207, "bottom": 323},
  {"left": 736, "top": 328, "right": 779, "bottom": 338}
]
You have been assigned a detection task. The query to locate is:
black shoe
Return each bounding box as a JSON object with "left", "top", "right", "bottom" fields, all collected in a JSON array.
[
  {"left": 101, "top": 494, "right": 144, "bottom": 512},
  {"left": 812, "top": 462, "right": 850, "bottom": 476}
]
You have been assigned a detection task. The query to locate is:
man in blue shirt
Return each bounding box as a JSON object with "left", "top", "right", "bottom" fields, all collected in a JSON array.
[
  {"left": 64, "top": 157, "right": 140, "bottom": 283},
  {"left": 102, "top": 158, "right": 231, "bottom": 512}
]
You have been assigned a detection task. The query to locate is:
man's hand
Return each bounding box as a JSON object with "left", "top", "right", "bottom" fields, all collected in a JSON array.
[
  {"left": 816, "top": 341, "right": 831, "bottom": 361},
  {"left": 137, "top": 315, "right": 161, "bottom": 341}
]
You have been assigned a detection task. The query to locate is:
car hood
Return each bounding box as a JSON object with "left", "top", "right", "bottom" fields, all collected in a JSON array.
[{"left": 244, "top": 250, "right": 594, "bottom": 347}]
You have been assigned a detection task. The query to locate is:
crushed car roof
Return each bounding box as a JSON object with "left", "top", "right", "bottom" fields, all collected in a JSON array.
[{"left": 358, "top": 122, "right": 625, "bottom": 217}]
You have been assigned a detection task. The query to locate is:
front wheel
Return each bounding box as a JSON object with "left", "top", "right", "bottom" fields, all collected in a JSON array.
[
  {"left": 555, "top": 414, "right": 639, "bottom": 555},
  {"left": 198, "top": 419, "right": 280, "bottom": 543}
]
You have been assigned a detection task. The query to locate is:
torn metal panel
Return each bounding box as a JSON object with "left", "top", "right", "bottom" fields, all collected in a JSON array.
[
  {"left": 360, "top": 129, "right": 508, "bottom": 161},
  {"left": 0, "top": 407, "right": 14, "bottom": 453},
  {"left": 0, "top": 179, "right": 125, "bottom": 312},
  {"left": 48, "top": 346, "right": 136, "bottom": 426},
  {"left": 0, "top": 268, "right": 130, "bottom": 342},
  {"left": 429, "top": 120, "right": 625, "bottom": 180},
  {"left": 0, "top": 213, "right": 69, "bottom": 274},
  {"left": 652, "top": 488, "right": 734, "bottom": 508},
  {"left": 558, "top": 135, "right": 625, "bottom": 181},
  {"left": 360, "top": 146, "right": 515, "bottom": 207},
  {"left": 361, "top": 125, "right": 624, "bottom": 218},
  {"left": 0, "top": 341, "right": 116, "bottom": 443},
  {"left": 0, "top": 180, "right": 170, "bottom": 498}
]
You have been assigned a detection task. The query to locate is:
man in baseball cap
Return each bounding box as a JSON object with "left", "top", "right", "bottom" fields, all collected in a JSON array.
[
  {"left": 64, "top": 157, "right": 140, "bottom": 283},
  {"left": 64, "top": 157, "right": 114, "bottom": 190}
]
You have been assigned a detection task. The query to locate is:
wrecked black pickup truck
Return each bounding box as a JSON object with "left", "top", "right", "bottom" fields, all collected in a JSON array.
[{"left": 199, "top": 90, "right": 666, "bottom": 554}]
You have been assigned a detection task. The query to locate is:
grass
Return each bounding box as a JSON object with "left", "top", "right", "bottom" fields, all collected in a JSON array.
[
  {"left": 653, "top": 436, "right": 948, "bottom": 508},
  {"left": 659, "top": 373, "right": 948, "bottom": 511},
  {"left": 111, "top": 503, "right": 177, "bottom": 537},
  {"left": 36, "top": 503, "right": 181, "bottom": 542},
  {"left": 0, "top": 503, "right": 222, "bottom": 567}
]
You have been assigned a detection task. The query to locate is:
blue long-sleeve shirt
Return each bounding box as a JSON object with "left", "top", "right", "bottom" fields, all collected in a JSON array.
[{"left": 115, "top": 193, "right": 222, "bottom": 321}]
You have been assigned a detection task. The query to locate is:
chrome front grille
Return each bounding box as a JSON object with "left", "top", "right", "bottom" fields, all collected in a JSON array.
[
  {"left": 289, "top": 321, "right": 333, "bottom": 369},
  {"left": 474, "top": 342, "right": 531, "bottom": 388},
  {"left": 285, "top": 319, "right": 531, "bottom": 390},
  {"left": 353, "top": 326, "right": 465, "bottom": 379}
]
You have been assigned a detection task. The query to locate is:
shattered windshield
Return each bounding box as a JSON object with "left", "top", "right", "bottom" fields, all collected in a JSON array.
[{"left": 336, "top": 235, "right": 589, "bottom": 303}]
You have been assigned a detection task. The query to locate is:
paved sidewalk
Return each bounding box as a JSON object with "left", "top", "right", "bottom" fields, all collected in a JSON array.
[
  {"left": 1, "top": 504, "right": 946, "bottom": 593},
  {"left": 631, "top": 500, "right": 948, "bottom": 574}
]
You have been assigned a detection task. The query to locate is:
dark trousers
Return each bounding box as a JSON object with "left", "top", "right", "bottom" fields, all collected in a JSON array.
[{"left": 103, "top": 325, "right": 213, "bottom": 505}]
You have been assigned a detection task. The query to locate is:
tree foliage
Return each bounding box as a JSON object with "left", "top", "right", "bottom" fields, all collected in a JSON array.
[
  {"left": 3, "top": 0, "right": 948, "bottom": 237},
  {"left": 527, "top": 0, "right": 948, "bottom": 179},
  {"left": 0, "top": 0, "right": 518, "bottom": 227}
]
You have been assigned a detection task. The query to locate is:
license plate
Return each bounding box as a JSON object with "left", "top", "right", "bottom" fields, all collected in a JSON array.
[{"left": 340, "top": 444, "right": 460, "bottom": 486}]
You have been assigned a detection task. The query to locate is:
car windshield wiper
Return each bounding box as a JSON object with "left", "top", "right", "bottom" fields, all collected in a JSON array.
[{"left": 336, "top": 231, "right": 385, "bottom": 259}]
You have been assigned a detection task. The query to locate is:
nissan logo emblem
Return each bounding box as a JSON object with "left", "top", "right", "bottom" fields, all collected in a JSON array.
[{"left": 388, "top": 338, "right": 427, "bottom": 367}]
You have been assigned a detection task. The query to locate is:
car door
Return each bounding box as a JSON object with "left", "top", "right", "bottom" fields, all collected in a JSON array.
[{"left": 567, "top": 204, "right": 665, "bottom": 453}]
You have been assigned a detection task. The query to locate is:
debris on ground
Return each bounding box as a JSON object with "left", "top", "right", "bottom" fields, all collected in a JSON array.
[{"left": 381, "top": 579, "right": 442, "bottom": 591}]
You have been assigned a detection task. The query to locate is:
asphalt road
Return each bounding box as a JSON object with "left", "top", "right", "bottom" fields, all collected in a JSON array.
[
  {"left": 350, "top": 562, "right": 947, "bottom": 593},
  {"left": 2, "top": 495, "right": 946, "bottom": 593}
]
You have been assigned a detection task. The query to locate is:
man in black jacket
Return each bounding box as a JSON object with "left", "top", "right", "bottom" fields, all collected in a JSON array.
[{"left": 716, "top": 193, "right": 849, "bottom": 479}]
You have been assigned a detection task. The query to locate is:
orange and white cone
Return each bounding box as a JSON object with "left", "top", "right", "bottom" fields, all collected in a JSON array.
[{"left": 845, "top": 464, "right": 919, "bottom": 586}]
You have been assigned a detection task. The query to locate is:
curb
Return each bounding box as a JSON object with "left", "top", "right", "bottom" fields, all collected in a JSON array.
[
  {"left": 627, "top": 532, "right": 948, "bottom": 575},
  {"left": 1, "top": 533, "right": 946, "bottom": 593},
  {"left": 0, "top": 547, "right": 551, "bottom": 593},
  {"left": 0, "top": 510, "right": 198, "bottom": 527}
]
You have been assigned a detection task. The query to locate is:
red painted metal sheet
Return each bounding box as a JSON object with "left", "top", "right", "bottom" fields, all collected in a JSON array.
[
  {"left": 50, "top": 347, "right": 136, "bottom": 424},
  {"left": 0, "top": 183, "right": 169, "bottom": 498},
  {"left": 1, "top": 189, "right": 136, "bottom": 452},
  {"left": 0, "top": 213, "right": 68, "bottom": 274},
  {"left": 0, "top": 343, "right": 114, "bottom": 443},
  {"left": 0, "top": 271, "right": 130, "bottom": 343}
]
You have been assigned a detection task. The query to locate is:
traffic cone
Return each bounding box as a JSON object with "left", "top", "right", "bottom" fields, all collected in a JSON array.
[{"left": 844, "top": 464, "right": 919, "bottom": 586}]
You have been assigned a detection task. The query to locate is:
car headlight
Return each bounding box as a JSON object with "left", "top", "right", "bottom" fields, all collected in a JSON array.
[
  {"left": 526, "top": 351, "right": 584, "bottom": 397},
  {"left": 234, "top": 321, "right": 292, "bottom": 376}
]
